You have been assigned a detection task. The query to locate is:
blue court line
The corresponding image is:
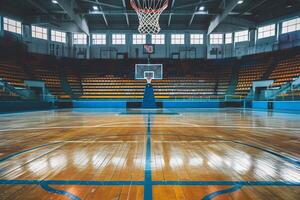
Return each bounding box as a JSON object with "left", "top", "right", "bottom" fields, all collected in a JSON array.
[
  {"left": 232, "top": 141, "right": 300, "bottom": 167},
  {"left": 0, "top": 180, "right": 299, "bottom": 186},
  {"left": 202, "top": 185, "right": 242, "bottom": 200},
  {"left": 40, "top": 183, "right": 81, "bottom": 200},
  {"left": 144, "top": 114, "right": 153, "bottom": 200},
  {"left": 0, "top": 142, "right": 63, "bottom": 163},
  {"left": 151, "top": 181, "right": 300, "bottom": 186}
]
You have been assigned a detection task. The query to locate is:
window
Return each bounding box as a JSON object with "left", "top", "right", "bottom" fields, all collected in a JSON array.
[
  {"left": 31, "top": 25, "right": 47, "bottom": 40},
  {"left": 112, "top": 34, "right": 126, "bottom": 45},
  {"left": 73, "top": 33, "right": 87, "bottom": 45},
  {"left": 235, "top": 30, "right": 249, "bottom": 42},
  {"left": 3, "top": 17, "right": 22, "bottom": 34},
  {"left": 210, "top": 34, "right": 223, "bottom": 44},
  {"left": 282, "top": 17, "right": 300, "bottom": 34},
  {"left": 258, "top": 24, "right": 276, "bottom": 39},
  {"left": 190, "top": 34, "right": 203, "bottom": 44},
  {"left": 171, "top": 34, "right": 185, "bottom": 44},
  {"left": 133, "top": 34, "right": 146, "bottom": 44},
  {"left": 151, "top": 34, "right": 165, "bottom": 44},
  {"left": 51, "top": 30, "right": 66, "bottom": 43},
  {"left": 92, "top": 34, "right": 106, "bottom": 45},
  {"left": 225, "top": 33, "right": 232, "bottom": 44}
]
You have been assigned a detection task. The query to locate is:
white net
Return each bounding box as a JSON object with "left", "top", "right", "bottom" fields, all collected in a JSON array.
[{"left": 130, "top": 0, "right": 168, "bottom": 34}]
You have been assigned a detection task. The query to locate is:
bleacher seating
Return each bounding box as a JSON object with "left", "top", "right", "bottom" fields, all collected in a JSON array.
[
  {"left": 64, "top": 66, "right": 83, "bottom": 97},
  {"left": 277, "top": 88, "right": 300, "bottom": 100},
  {"left": 76, "top": 66, "right": 232, "bottom": 99},
  {"left": 0, "top": 63, "right": 30, "bottom": 88},
  {"left": 269, "top": 55, "right": 300, "bottom": 87},
  {"left": 0, "top": 87, "right": 20, "bottom": 100},
  {"left": 1, "top": 48, "right": 300, "bottom": 101},
  {"left": 30, "top": 65, "right": 70, "bottom": 99},
  {"left": 235, "top": 63, "right": 269, "bottom": 96}
]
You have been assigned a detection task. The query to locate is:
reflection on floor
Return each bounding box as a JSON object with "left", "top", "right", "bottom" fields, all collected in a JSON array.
[{"left": 0, "top": 108, "right": 299, "bottom": 199}]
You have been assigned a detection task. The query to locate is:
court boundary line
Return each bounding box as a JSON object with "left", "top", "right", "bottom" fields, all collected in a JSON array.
[
  {"left": 1, "top": 122, "right": 300, "bottom": 132},
  {"left": 0, "top": 179, "right": 299, "bottom": 186},
  {"left": 1, "top": 119, "right": 300, "bottom": 199},
  {"left": 40, "top": 182, "right": 80, "bottom": 200},
  {"left": 202, "top": 185, "right": 243, "bottom": 200}
]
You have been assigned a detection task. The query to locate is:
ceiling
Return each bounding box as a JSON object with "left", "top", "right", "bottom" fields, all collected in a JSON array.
[{"left": 0, "top": 0, "right": 299, "bottom": 33}]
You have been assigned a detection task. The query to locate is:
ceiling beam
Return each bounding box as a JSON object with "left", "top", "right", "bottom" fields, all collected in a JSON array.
[
  {"left": 96, "top": 0, "right": 108, "bottom": 26},
  {"left": 86, "top": 10, "right": 251, "bottom": 16},
  {"left": 223, "top": 16, "right": 256, "bottom": 29},
  {"left": 189, "top": 0, "right": 205, "bottom": 26},
  {"left": 168, "top": 0, "right": 176, "bottom": 27},
  {"left": 122, "top": 0, "right": 130, "bottom": 27},
  {"left": 175, "top": 0, "right": 217, "bottom": 9},
  {"left": 238, "top": 0, "right": 269, "bottom": 16},
  {"left": 207, "top": 0, "right": 240, "bottom": 34},
  {"left": 79, "top": 0, "right": 122, "bottom": 9},
  {"left": 56, "top": 0, "right": 90, "bottom": 35},
  {"left": 27, "top": 0, "right": 48, "bottom": 14}
]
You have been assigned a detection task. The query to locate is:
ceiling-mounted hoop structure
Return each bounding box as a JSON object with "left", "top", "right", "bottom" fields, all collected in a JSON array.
[{"left": 130, "top": 0, "right": 169, "bottom": 34}]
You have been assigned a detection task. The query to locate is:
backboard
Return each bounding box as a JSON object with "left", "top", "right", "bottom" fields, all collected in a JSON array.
[{"left": 135, "top": 64, "right": 163, "bottom": 80}]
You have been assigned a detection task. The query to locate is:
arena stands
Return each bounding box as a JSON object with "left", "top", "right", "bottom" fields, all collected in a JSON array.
[
  {"left": 235, "top": 63, "right": 269, "bottom": 97},
  {"left": 0, "top": 63, "right": 30, "bottom": 88},
  {"left": 269, "top": 55, "right": 300, "bottom": 87},
  {"left": 29, "top": 65, "right": 70, "bottom": 99},
  {"left": 0, "top": 48, "right": 299, "bottom": 101}
]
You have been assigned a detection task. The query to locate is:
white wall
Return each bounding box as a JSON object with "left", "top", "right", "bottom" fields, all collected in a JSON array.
[{"left": 0, "top": 14, "right": 300, "bottom": 59}]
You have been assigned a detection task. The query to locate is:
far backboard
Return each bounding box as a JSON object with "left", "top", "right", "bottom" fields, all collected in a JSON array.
[{"left": 135, "top": 64, "right": 163, "bottom": 80}]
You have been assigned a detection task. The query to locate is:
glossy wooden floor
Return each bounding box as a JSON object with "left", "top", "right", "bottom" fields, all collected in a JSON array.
[{"left": 0, "top": 108, "right": 299, "bottom": 200}]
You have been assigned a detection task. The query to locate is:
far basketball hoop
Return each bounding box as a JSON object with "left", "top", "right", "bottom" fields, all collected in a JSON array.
[
  {"left": 130, "top": 0, "right": 169, "bottom": 34},
  {"left": 143, "top": 44, "right": 155, "bottom": 54},
  {"left": 135, "top": 64, "right": 163, "bottom": 82}
]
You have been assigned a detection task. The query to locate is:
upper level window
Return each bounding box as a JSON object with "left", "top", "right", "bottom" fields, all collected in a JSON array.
[
  {"left": 225, "top": 33, "right": 232, "bottom": 44},
  {"left": 235, "top": 30, "right": 249, "bottom": 43},
  {"left": 3, "top": 17, "right": 22, "bottom": 34},
  {"left": 73, "top": 33, "right": 87, "bottom": 45},
  {"left": 171, "top": 34, "right": 185, "bottom": 44},
  {"left": 32, "top": 25, "right": 47, "bottom": 40},
  {"left": 112, "top": 34, "right": 126, "bottom": 45},
  {"left": 151, "top": 34, "right": 165, "bottom": 44},
  {"left": 210, "top": 34, "right": 223, "bottom": 44},
  {"left": 92, "top": 34, "right": 106, "bottom": 45},
  {"left": 51, "top": 30, "right": 66, "bottom": 43},
  {"left": 133, "top": 34, "right": 146, "bottom": 44},
  {"left": 190, "top": 34, "right": 203, "bottom": 44},
  {"left": 282, "top": 17, "right": 300, "bottom": 34},
  {"left": 258, "top": 24, "right": 276, "bottom": 39}
]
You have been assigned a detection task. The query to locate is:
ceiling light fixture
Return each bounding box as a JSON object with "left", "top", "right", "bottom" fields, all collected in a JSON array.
[
  {"left": 199, "top": 6, "right": 205, "bottom": 11},
  {"left": 93, "top": 6, "right": 99, "bottom": 11},
  {"left": 52, "top": 0, "right": 58, "bottom": 4},
  {"left": 237, "top": 0, "right": 244, "bottom": 4}
]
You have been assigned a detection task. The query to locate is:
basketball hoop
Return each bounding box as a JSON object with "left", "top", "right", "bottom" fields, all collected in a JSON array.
[
  {"left": 130, "top": 0, "right": 168, "bottom": 34},
  {"left": 144, "top": 71, "right": 154, "bottom": 84},
  {"left": 146, "top": 76, "right": 152, "bottom": 84}
]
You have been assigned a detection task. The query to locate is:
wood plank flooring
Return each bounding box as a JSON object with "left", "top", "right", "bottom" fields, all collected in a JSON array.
[{"left": 0, "top": 108, "right": 299, "bottom": 199}]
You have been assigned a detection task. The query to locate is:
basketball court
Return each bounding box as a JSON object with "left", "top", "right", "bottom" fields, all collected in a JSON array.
[
  {"left": 0, "top": 108, "right": 299, "bottom": 199},
  {"left": 0, "top": 0, "right": 300, "bottom": 199}
]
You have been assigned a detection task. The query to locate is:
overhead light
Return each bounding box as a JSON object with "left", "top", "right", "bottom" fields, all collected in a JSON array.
[
  {"left": 52, "top": 0, "right": 58, "bottom": 4},
  {"left": 93, "top": 6, "right": 99, "bottom": 11},
  {"left": 237, "top": 0, "right": 244, "bottom": 4},
  {"left": 199, "top": 6, "right": 205, "bottom": 11}
]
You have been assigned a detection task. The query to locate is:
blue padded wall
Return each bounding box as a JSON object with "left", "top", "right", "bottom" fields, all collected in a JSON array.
[
  {"left": 163, "top": 101, "right": 221, "bottom": 108},
  {"left": 72, "top": 100, "right": 127, "bottom": 108},
  {"left": 0, "top": 101, "right": 53, "bottom": 112},
  {"left": 273, "top": 101, "right": 300, "bottom": 111},
  {"left": 252, "top": 101, "right": 269, "bottom": 109}
]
